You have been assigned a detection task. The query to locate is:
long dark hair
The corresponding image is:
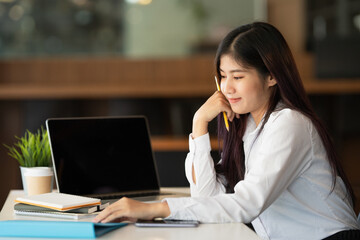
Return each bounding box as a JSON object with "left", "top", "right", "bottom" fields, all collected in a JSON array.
[{"left": 214, "top": 22, "right": 355, "bottom": 206}]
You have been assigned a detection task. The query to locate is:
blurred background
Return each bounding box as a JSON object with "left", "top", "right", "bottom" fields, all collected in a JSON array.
[{"left": 0, "top": 0, "right": 359, "bottom": 212}]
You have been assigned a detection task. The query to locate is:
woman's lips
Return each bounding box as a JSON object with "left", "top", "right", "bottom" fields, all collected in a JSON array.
[{"left": 227, "top": 98, "right": 242, "bottom": 104}]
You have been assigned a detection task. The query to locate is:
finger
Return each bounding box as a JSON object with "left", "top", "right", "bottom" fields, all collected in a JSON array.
[
  {"left": 93, "top": 204, "right": 118, "bottom": 223},
  {"left": 93, "top": 210, "right": 108, "bottom": 223},
  {"left": 101, "top": 210, "right": 124, "bottom": 223},
  {"left": 227, "top": 111, "right": 235, "bottom": 122},
  {"left": 226, "top": 112, "right": 232, "bottom": 122},
  {"left": 93, "top": 210, "right": 110, "bottom": 223},
  {"left": 101, "top": 211, "right": 140, "bottom": 223},
  {"left": 222, "top": 103, "right": 234, "bottom": 122}
]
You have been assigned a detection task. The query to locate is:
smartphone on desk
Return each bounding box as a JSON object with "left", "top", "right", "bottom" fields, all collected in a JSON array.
[{"left": 135, "top": 219, "right": 199, "bottom": 228}]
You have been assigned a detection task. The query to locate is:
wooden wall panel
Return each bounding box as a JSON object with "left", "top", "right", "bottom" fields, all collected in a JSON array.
[{"left": 0, "top": 56, "right": 214, "bottom": 87}]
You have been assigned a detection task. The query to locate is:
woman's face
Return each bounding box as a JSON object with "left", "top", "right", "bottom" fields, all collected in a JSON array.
[{"left": 219, "top": 54, "right": 276, "bottom": 125}]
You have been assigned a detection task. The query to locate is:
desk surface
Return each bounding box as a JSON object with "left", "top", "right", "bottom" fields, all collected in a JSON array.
[{"left": 0, "top": 189, "right": 261, "bottom": 240}]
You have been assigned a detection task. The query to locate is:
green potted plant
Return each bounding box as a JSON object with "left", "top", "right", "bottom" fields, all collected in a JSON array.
[{"left": 4, "top": 126, "right": 54, "bottom": 195}]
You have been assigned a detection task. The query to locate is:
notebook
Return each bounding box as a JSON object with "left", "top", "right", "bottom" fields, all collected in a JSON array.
[
  {"left": 13, "top": 195, "right": 110, "bottom": 219},
  {"left": 15, "top": 193, "right": 101, "bottom": 211},
  {"left": 46, "top": 116, "right": 187, "bottom": 202},
  {"left": 13, "top": 209, "right": 98, "bottom": 220},
  {"left": 14, "top": 201, "right": 109, "bottom": 214}
]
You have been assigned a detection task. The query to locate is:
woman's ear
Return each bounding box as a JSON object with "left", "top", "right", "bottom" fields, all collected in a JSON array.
[{"left": 267, "top": 75, "right": 277, "bottom": 87}]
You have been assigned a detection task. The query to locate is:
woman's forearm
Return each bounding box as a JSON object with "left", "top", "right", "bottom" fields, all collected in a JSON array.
[{"left": 152, "top": 201, "right": 171, "bottom": 218}]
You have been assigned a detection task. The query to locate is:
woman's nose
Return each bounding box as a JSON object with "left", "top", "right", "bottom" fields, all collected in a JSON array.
[{"left": 222, "top": 78, "right": 235, "bottom": 94}]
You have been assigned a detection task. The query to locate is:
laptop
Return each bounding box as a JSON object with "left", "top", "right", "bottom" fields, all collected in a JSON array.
[{"left": 46, "top": 116, "right": 187, "bottom": 202}]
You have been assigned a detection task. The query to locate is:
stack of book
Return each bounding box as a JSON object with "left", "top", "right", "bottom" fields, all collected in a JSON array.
[
  {"left": 14, "top": 192, "right": 110, "bottom": 219},
  {"left": 0, "top": 193, "right": 127, "bottom": 238}
]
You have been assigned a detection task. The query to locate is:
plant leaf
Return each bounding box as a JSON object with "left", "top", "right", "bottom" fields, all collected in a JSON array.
[{"left": 4, "top": 126, "right": 52, "bottom": 167}]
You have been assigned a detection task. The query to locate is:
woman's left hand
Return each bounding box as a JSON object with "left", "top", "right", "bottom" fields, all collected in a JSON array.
[{"left": 92, "top": 197, "right": 170, "bottom": 223}]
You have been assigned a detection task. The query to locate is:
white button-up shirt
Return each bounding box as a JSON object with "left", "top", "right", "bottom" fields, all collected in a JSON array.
[{"left": 165, "top": 108, "right": 360, "bottom": 240}]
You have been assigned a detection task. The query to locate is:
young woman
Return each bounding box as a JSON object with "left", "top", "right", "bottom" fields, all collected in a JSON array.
[{"left": 94, "top": 22, "right": 360, "bottom": 239}]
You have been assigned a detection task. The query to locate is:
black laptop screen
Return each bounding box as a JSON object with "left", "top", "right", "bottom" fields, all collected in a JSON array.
[{"left": 46, "top": 116, "right": 160, "bottom": 196}]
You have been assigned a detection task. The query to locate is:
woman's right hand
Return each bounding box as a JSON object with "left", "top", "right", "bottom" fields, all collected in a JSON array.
[{"left": 192, "top": 91, "right": 235, "bottom": 139}]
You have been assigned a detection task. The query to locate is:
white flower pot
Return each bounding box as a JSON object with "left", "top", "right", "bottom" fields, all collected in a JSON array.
[{"left": 20, "top": 167, "right": 54, "bottom": 195}]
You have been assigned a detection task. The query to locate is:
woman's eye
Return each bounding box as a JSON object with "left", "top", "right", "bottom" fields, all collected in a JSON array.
[
  {"left": 220, "top": 75, "right": 226, "bottom": 79},
  {"left": 234, "top": 76, "right": 244, "bottom": 80}
]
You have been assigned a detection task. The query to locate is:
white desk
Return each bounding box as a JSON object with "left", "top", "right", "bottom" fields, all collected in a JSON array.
[{"left": 0, "top": 189, "right": 261, "bottom": 240}]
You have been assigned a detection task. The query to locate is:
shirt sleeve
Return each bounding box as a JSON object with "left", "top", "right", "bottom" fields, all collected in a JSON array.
[
  {"left": 184, "top": 133, "right": 226, "bottom": 197},
  {"left": 165, "top": 111, "right": 313, "bottom": 223}
]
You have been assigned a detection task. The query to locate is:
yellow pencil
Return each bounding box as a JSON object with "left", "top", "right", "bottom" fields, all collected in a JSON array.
[{"left": 214, "top": 76, "right": 229, "bottom": 132}]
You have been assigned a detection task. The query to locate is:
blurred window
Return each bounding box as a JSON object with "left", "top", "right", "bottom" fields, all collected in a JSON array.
[{"left": 0, "top": 0, "right": 125, "bottom": 57}]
